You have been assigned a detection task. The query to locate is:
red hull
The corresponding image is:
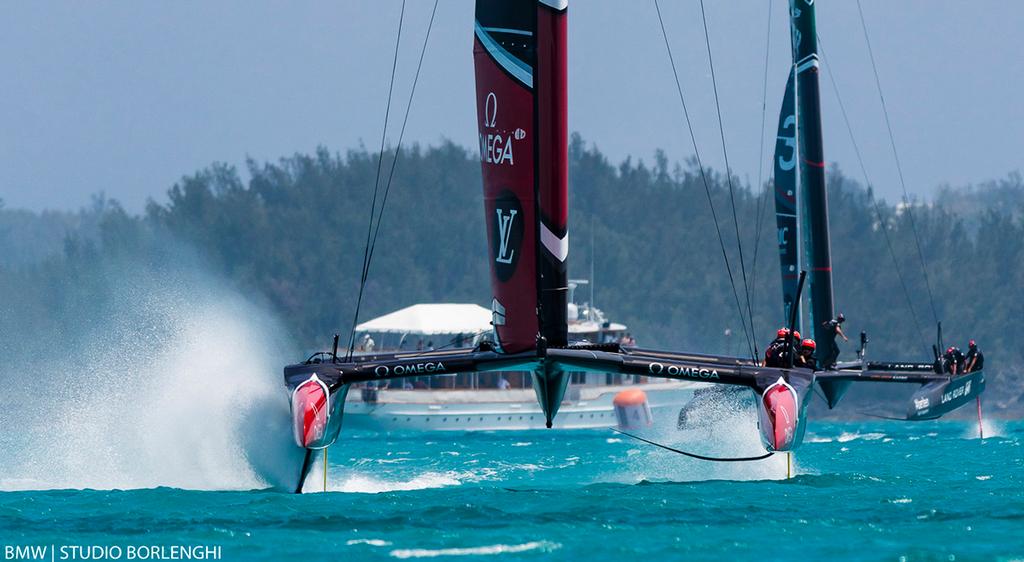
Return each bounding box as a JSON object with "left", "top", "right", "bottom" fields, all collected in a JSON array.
[
  {"left": 291, "top": 375, "right": 329, "bottom": 448},
  {"left": 759, "top": 378, "right": 798, "bottom": 451}
]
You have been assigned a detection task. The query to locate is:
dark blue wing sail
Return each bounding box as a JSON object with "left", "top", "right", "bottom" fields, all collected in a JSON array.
[{"left": 773, "top": 70, "right": 799, "bottom": 327}]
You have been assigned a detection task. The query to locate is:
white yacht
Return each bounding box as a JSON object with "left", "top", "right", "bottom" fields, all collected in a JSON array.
[
  {"left": 343, "top": 381, "right": 699, "bottom": 432},
  {"left": 341, "top": 287, "right": 704, "bottom": 432}
]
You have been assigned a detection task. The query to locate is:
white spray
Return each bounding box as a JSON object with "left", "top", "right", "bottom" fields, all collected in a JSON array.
[
  {"left": 0, "top": 263, "right": 305, "bottom": 491},
  {"left": 619, "top": 388, "right": 796, "bottom": 482}
]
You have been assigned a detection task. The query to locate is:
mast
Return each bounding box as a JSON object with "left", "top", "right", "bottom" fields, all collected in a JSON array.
[{"left": 789, "top": 0, "right": 836, "bottom": 368}]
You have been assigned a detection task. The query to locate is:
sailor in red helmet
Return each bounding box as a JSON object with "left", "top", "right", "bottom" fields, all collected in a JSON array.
[
  {"left": 764, "top": 328, "right": 788, "bottom": 366},
  {"left": 764, "top": 327, "right": 801, "bottom": 367},
  {"left": 943, "top": 345, "right": 966, "bottom": 375},
  {"left": 796, "top": 338, "right": 816, "bottom": 369}
]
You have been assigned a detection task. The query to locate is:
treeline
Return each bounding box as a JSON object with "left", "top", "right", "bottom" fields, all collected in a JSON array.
[{"left": 2, "top": 136, "right": 1022, "bottom": 414}]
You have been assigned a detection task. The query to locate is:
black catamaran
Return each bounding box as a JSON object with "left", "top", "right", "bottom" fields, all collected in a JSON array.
[{"left": 283, "top": 0, "right": 985, "bottom": 491}]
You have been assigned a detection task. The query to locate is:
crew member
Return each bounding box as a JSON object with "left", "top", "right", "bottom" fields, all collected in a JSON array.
[
  {"left": 764, "top": 328, "right": 786, "bottom": 366},
  {"left": 764, "top": 328, "right": 800, "bottom": 368},
  {"left": 943, "top": 346, "right": 965, "bottom": 375},
  {"left": 823, "top": 313, "right": 848, "bottom": 368},
  {"left": 771, "top": 328, "right": 790, "bottom": 349},
  {"left": 964, "top": 340, "right": 984, "bottom": 373},
  {"left": 797, "top": 339, "right": 816, "bottom": 369}
]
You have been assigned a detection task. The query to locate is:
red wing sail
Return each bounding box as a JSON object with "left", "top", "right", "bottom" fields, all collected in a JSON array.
[{"left": 474, "top": 0, "right": 568, "bottom": 353}]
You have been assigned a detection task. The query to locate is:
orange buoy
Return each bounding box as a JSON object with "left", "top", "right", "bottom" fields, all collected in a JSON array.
[{"left": 613, "top": 389, "right": 652, "bottom": 430}]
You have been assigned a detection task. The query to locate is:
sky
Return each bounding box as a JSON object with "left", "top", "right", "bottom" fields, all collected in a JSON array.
[{"left": 1, "top": 1, "right": 1022, "bottom": 212}]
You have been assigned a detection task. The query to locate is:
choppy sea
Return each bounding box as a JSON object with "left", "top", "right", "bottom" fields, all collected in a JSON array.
[
  {"left": 2, "top": 419, "right": 1022, "bottom": 562},
  {"left": 4, "top": 248, "right": 1021, "bottom": 560}
]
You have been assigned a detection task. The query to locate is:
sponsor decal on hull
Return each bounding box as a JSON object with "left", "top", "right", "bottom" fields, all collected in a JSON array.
[
  {"left": 373, "top": 362, "right": 447, "bottom": 378},
  {"left": 647, "top": 362, "right": 720, "bottom": 379},
  {"left": 941, "top": 380, "right": 973, "bottom": 404}
]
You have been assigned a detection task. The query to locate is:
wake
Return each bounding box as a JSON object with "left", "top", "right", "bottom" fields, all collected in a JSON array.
[{"left": 616, "top": 389, "right": 796, "bottom": 482}]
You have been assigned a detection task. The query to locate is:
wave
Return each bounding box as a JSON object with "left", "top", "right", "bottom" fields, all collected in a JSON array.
[
  {"left": 965, "top": 418, "right": 1006, "bottom": 439},
  {"left": 389, "top": 541, "right": 561, "bottom": 559},
  {"left": 0, "top": 261, "right": 303, "bottom": 492},
  {"left": 347, "top": 539, "right": 393, "bottom": 547},
  {"left": 805, "top": 431, "right": 888, "bottom": 444},
  {"left": 836, "top": 432, "right": 887, "bottom": 443},
  {"left": 616, "top": 391, "right": 794, "bottom": 482},
  {"left": 331, "top": 471, "right": 465, "bottom": 494}
]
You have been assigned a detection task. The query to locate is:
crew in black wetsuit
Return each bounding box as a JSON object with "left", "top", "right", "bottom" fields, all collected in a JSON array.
[
  {"left": 822, "top": 313, "right": 848, "bottom": 368},
  {"left": 764, "top": 328, "right": 800, "bottom": 368},
  {"left": 943, "top": 346, "right": 966, "bottom": 375},
  {"left": 798, "top": 337, "right": 815, "bottom": 368},
  {"left": 796, "top": 339, "right": 816, "bottom": 369},
  {"left": 964, "top": 340, "right": 984, "bottom": 373},
  {"left": 764, "top": 328, "right": 787, "bottom": 366}
]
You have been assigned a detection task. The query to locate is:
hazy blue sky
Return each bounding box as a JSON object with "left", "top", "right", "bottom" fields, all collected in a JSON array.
[{"left": 2, "top": 1, "right": 1021, "bottom": 211}]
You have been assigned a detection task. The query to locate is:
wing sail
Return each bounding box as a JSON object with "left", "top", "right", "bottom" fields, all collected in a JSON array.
[
  {"left": 773, "top": 69, "right": 800, "bottom": 327},
  {"left": 474, "top": 0, "right": 568, "bottom": 353}
]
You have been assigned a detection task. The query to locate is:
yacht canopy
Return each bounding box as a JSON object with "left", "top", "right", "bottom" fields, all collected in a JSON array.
[{"left": 355, "top": 303, "right": 493, "bottom": 336}]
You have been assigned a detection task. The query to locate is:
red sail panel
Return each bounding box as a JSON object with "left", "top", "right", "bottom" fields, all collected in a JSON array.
[{"left": 474, "top": 0, "right": 568, "bottom": 353}]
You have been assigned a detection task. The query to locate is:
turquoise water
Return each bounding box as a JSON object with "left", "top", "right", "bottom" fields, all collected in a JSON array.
[{"left": 2, "top": 420, "right": 1023, "bottom": 561}]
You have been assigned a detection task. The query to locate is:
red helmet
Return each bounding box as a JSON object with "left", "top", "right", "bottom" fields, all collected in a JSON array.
[
  {"left": 801, "top": 339, "right": 816, "bottom": 350},
  {"left": 946, "top": 346, "right": 955, "bottom": 354},
  {"left": 793, "top": 331, "right": 801, "bottom": 340},
  {"left": 777, "top": 328, "right": 790, "bottom": 338},
  {"left": 969, "top": 340, "right": 977, "bottom": 348}
]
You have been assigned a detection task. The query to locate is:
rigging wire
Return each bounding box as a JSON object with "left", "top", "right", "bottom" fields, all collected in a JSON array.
[
  {"left": 364, "top": 0, "right": 439, "bottom": 297},
  {"left": 697, "top": 0, "right": 758, "bottom": 359},
  {"left": 610, "top": 428, "right": 774, "bottom": 462},
  {"left": 348, "top": 0, "right": 407, "bottom": 359},
  {"left": 347, "top": 0, "right": 439, "bottom": 359},
  {"left": 817, "top": 37, "right": 928, "bottom": 347},
  {"left": 749, "top": 1, "right": 774, "bottom": 340},
  {"left": 654, "top": 0, "right": 755, "bottom": 361},
  {"left": 856, "top": 0, "right": 941, "bottom": 328}
]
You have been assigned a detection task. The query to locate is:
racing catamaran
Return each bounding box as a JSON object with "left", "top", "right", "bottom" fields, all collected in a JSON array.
[{"left": 283, "top": 0, "right": 985, "bottom": 491}]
